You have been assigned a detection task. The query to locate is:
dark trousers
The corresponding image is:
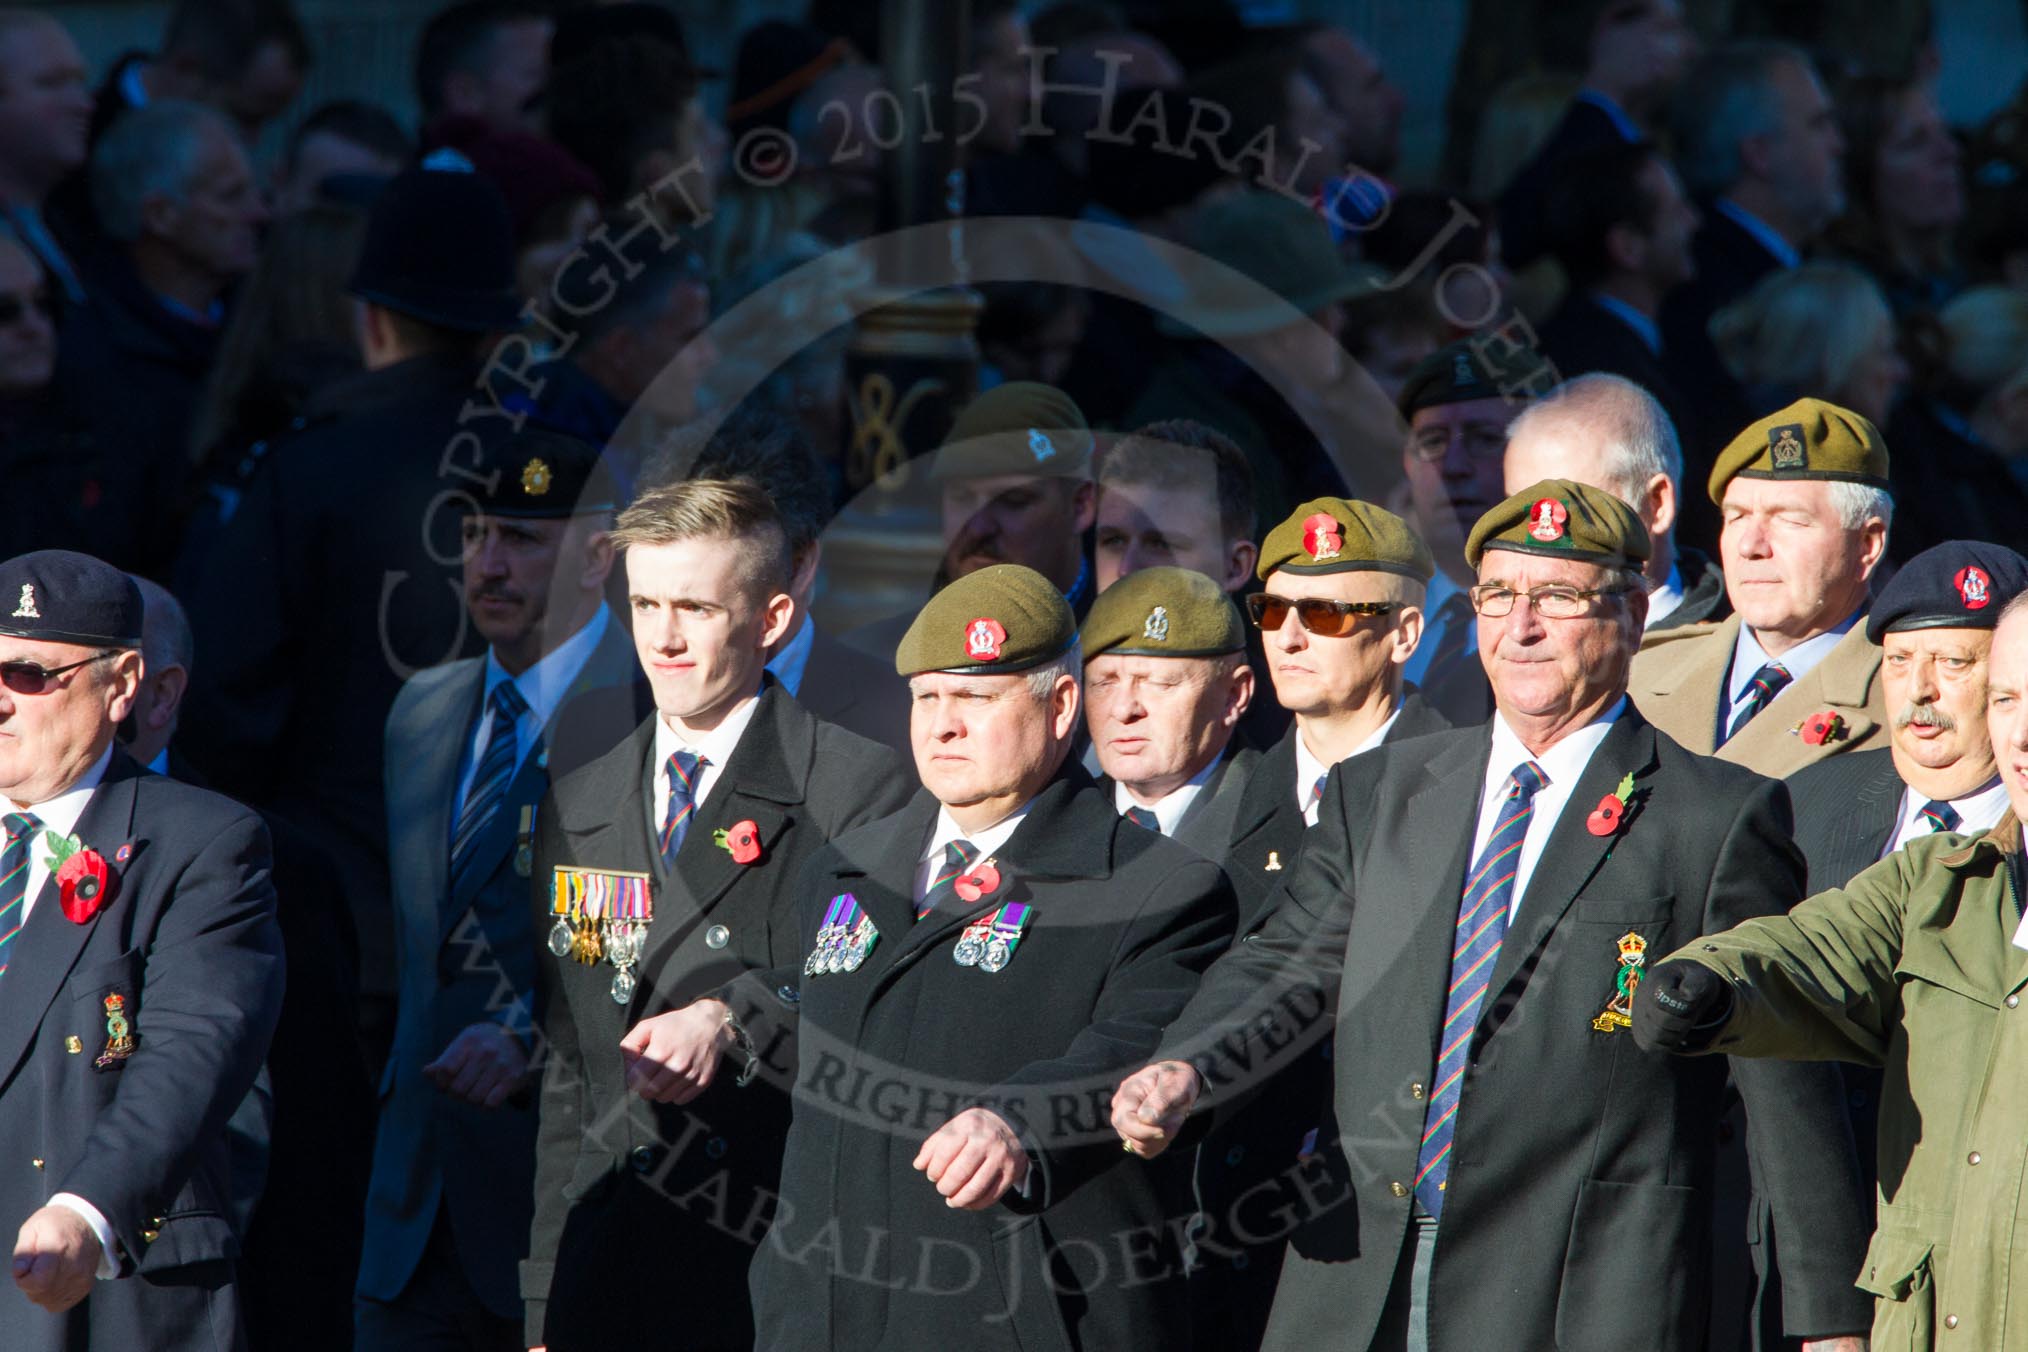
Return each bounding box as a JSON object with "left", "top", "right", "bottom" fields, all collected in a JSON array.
[{"left": 354, "top": 1208, "right": 519, "bottom": 1352}]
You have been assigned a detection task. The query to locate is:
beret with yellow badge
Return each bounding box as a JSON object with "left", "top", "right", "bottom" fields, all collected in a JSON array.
[{"left": 1705, "top": 397, "right": 1891, "bottom": 504}]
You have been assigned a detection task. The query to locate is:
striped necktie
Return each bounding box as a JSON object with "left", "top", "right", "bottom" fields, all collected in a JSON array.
[
  {"left": 450, "top": 681, "right": 529, "bottom": 872},
  {"left": 1122, "top": 806, "right": 1160, "bottom": 834},
  {"left": 659, "top": 749, "right": 705, "bottom": 868},
  {"left": 1414, "top": 760, "right": 1548, "bottom": 1217},
  {"left": 918, "top": 839, "right": 979, "bottom": 920},
  {"left": 1724, "top": 661, "right": 1792, "bottom": 742},
  {"left": 0, "top": 811, "right": 44, "bottom": 986},
  {"left": 1309, "top": 772, "right": 1330, "bottom": 815},
  {"left": 1918, "top": 800, "right": 1960, "bottom": 834}
]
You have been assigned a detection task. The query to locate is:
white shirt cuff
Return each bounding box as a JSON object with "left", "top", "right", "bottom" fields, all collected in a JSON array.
[{"left": 48, "top": 1193, "right": 120, "bottom": 1279}]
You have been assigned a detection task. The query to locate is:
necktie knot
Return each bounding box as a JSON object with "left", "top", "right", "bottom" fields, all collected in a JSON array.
[
  {"left": 942, "top": 839, "right": 978, "bottom": 874},
  {"left": 659, "top": 750, "right": 707, "bottom": 866},
  {"left": 490, "top": 679, "right": 529, "bottom": 724},
  {"left": 919, "top": 838, "right": 980, "bottom": 920},
  {"left": 3, "top": 812, "right": 42, "bottom": 843},
  {"left": 1726, "top": 661, "right": 1793, "bottom": 741},
  {"left": 1507, "top": 760, "right": 1548, "bottom": 801},
  {"left": 1123, "top": 805, "right": 1160, "bottom": 833},
  {"left": 1311, "top": 772, "right": 1330, "bottom": 807},
  {"left": 1919, "top": 799, "right": 1961, "bottom": 834},
  {"left": 668, "top": 749, "right": 704, "bottom": 791}
]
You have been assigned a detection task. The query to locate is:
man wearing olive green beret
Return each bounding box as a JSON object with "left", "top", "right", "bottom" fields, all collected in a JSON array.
[
  {"left": 721, "top": 563, "right": 1236, "bottom": 1352},
  {"left": 1082, "top": 567, "right": 1258, "bottom": 857},
  {"left": 1630, "top": 397, "right": 1894, "bottom": 779},
  {"left": 1112, "top": 479, "right": 1871, "bottom": 1352}
]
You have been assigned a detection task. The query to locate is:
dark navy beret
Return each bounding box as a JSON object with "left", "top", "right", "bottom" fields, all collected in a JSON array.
[
  {"left": 458, "top": 428, "right": 618, "bottom": 519},
  {"left": 0, "top": 550, "right": 144, "bottom": 648},
  {"left": 1865, "top": 540, "right": 2028, "bottom": 643}
]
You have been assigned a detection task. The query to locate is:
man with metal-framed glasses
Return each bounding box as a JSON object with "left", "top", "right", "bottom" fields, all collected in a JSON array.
[{"left": 0, "top": 548, "right": 283, "bottom": 1352}]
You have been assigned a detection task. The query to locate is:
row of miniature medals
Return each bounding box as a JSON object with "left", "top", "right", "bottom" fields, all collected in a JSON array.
[
  {"left": 806, "top": 869, "right": 1032, "bottom": 976},
  {"left": 548, "top": 868, "right": 652, "bottom": 1004}
]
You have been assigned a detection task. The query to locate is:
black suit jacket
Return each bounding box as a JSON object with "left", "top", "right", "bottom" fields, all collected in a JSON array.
[
  {"left": 745, "top": 772, "right": 1235, "bottom": 1352},
  {"left": 1100, "top": 741, "right": 1260, "bottom": 863},
  {"left": 524, "top": 684, "right": 913, "bottom": 1351},
  {"left": 1654, "top": 546, "right": 1730, "bottom": 633},
  {"left": 1156, "top": 710, "right": 1872, "bottom": 1352},
  {"left": 789, "top": 624, "right": 911, "bottom": 757},
  {"left": 1497, "top": 98, "right": 1632, "bottom": 269},
  {"left": 0, "top": 752, "right": 284, "bottom": 1352}
]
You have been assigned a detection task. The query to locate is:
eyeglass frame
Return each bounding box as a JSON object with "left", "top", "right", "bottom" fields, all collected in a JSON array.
[
  {"left": 0, "top": 650, "right": 117, "bottom": 696},
  {"left": 1466, "top": 582, "right": 1636, "bottom": 619},
  {"left": 1245, "top": 592, "right": 1404, "bottom": 637}
]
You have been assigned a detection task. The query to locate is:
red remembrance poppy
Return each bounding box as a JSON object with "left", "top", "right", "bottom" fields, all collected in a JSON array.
[
  {"left": 1799, "top": 711, "right": 1844, "bottom": 746},
  {"left": 57, "top": 849, "right": 113, "bottom": 924},
  {"left": 722, "top": 820, "right": 762, "bottom": 865},
  {"left": 1586, "top": 795, "right": 1625, "bottom": 837},
  {"left": 953, "top": 860, "right": 1001, "bottom": 904}
]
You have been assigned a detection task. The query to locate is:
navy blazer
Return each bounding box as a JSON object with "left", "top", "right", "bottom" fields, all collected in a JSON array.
[{"left": 0, "top": 750, "right": 284, "bottom": 1352}]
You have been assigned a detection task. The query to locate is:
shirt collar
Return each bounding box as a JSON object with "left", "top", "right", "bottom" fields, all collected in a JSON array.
[
  {"left": 653, "top": 686, "right": 764, "bottom": 775},
  {"left": 1575, "top": 87, "right": 1642, "bottom": 143},
  {"left": 5, "top": 742, "right": 115, "bottom": 832},
  {"left": 765, "top": 617, "right": 818, "bottom": 699},
  {"left": 145, "top": 748, "right": 170, "bottom": 776},
  {"left": 1728, "top": 611, "right": 1860, "bottom": 705},
  {"left": 923, "top": 798, "right": 1033, "bottom": 864},
  {"left": 1588, "top": 291, "right": 1662, "bottom": 355},
  {"left": 118, "top": 60, "right": 151, "bottom": 112},
  {"left": 1293, "top": 706, "right": 1401, "bottom": 812},
  {"left": 1115, "top": 753, "right": 1220, "bottom": 834},
  {"left": 1897, "top": 775, "right": 2010, "bottom": 838},
  {"left": 1483, "top": 696, "right": 1627, "bottom": 802},
  {"left": 1644, "top": 562, "right": 1686, "bottom": 629},
  {"left": 483, "top": 605, "right": 611, "bottom": 734},
  {"left": 1713, "top": 198, "right": 1801, "bottom": 270}
]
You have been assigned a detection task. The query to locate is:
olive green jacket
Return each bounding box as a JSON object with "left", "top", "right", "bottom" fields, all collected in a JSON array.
[{"left": 1670, "top": 812, "right": 2028, "bottom": 1350}]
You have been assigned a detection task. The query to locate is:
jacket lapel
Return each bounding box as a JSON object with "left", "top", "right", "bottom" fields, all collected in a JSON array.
[
  {"left": 1729, "top": 627, "right": 1882, "bottom": 772},
  {"left": 1227, "top": 728, "right": 1296, "bottom": 854},
  {"left": 1489, "top": 715, "right": 1661, "bottom": 1000},
  {"left": 819, "top": 794, "right": 937, "bottom": 984},
  {"left": 0, "top": 759, "right": 143, "bottom": 1091},
  {"left": 1631, "top": 613, "right": 1736, "bottom": 755}
]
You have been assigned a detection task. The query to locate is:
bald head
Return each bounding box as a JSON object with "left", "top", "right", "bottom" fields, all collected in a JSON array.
[{"left": 1503, "top": 373, "right": 1682, "bottom": 585}]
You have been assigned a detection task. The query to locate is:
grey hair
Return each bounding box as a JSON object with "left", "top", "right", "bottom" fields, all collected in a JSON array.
[
  {"left": 91, "top": 100, "right": 236, "bottom": 243},
  {"left": 1826, "top": 481, "right": 1894, "bottom": 533},
  {"left": 130, "top": 575, "right": 194, "bottom": 674},
  {"left": 1672, "top": 41, "right": 1812, "bottom": 200},
  {"left": 1023, "top": 644, "right": 1082, "bottom": 701},
  {"left": 1513, "top": 372, "right": 1683, "bottom": 502}
]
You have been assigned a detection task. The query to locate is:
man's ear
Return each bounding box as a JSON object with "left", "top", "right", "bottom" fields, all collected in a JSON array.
[
  {"left": 1225, "top": 540, "right": 1258, "bottom": 593},
  {"left": 104, "top": 650, "right": 144, "bottom": 724},
  {"left": 1222, "top": 661, "right": 1256, "bottom": 728},
  {"left": 1070, "top": 479, "right": 1098, "bottom": 533},
  {"left": 1051, "top": 672, "right": 1081, "bottom": 739},
  {"left": 138, "top": 191, "right": 180, "bottom": 241},
  {"left": 1645, "top": 473, "right": 1677, "bottom": 538},
  {"left": 580, "top": 528, "right": 616, "bottom": 590},
  {"left": 758, "top": 590, "right": 797, "bottom": 650},
  {"left": 1391, "top": 604, "right": 1426, "bottom": 665}
]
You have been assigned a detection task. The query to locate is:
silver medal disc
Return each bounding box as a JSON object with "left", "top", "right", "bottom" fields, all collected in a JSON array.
[
  {"left": 609, "top": 967, "right": 636, "bottom": 1004},
  {"left": 980, "top": 937, "right": 1011, "bottom": 973},
  {"left": 547, "top": 917, "right": 574, "bottom": 958},
  {"left": 953, "top": 934, "right": 985, "bottom": 966}
]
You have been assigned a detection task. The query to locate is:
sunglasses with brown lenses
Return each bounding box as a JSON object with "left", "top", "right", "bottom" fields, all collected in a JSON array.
[
  {"left": 1245, "top": 593, "right": 1402, "bottom": 637},
  {"left": 0, "top": 651, "right": 114, "bottom": 696}
]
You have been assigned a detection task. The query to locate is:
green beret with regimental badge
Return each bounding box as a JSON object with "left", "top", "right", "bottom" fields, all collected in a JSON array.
[
  {"left": 895, "top": 564, "right": 1077, "bottom": 676},
  {"left": 1080, "top": 566, "right": 1244, "bottom": 660},
  {"left": 1705, "top": 397, "right": 1892, "bottom": 504},
  {"left": 1465, "top": 479, "right": 1651, "bottom": 569},
  {"left": 930, "top": 381, "right": 1093, "bottom": 481},
  {"left": 1256, "top": 496, "right": 1435, "bottom": 583}
]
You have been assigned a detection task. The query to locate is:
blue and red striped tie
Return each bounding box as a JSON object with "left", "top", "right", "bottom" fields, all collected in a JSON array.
[
  {"left": 1724, "top": 662, "right": 1792, "bottom": 743},
  {"left": 1918, "top": 800, "right": 1960, "bottom": 834},
  {"left": 918, "top": 839, "right": 978, "bottom": 920},
  {"left": 0, "top": 811, "right": 43, "bottom": 986},
  {"left": 1413, "top": 761, "right": 1547, "bottom": 1217},
  {"left": 659, "top": 750, "right": 705, "bottom": 868}
]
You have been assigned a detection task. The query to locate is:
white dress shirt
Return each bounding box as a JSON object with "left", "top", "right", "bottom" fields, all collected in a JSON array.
[
  {"left": 1644, "top": 562, "right": 1686, "bottom": 630},
  {"left": 4, "top": 744, "right": 121, "bottom": 1276},
  {"left": 648, "top": 690, "right": 764, "bottom": 842},
  {"left": 454, "top": 606, "right": 611, "bottom": 812},
  {"left": 1295, "top": 708, "right": 1401, "bottom": 826},
  {"left": 1886, "top": 777, "right": 2009, "bottom": 856},
  {"left": 915, "top": 802, "right": 1030, "bottom": 904},
  {"left": 1470, "top": 699, "right": 1627, "bottom": 918},
  {"left": 1723, "top": 613, "right": 1860, "bottom": 738},
  {"left": 1114, "top": 756, "right": 1217, "bottom": 835}
]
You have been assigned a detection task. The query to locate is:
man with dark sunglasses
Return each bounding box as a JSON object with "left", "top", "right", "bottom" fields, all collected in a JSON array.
[
  {"left": 0, "top": 548, "right": 283, "bottom": 1352},
  {"left": 1184, "top": 495, "right": 1450, "bottom": 1351}
]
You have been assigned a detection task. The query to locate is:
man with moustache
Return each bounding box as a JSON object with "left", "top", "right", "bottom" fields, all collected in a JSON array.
[
  {"left": 1112, "top": 481, "right": 1872, "bottom": 1352},
  {"left": 1634, "top": 590, "right": 2028, "bottom": 1350},
  {"left": 1632, "top": 399, "right": 1893, "bottom": 778},
  {"left": 524, "top": 478, "right": 910, "bottom": 1352},
  {"left": 360, "top": 432, "right": 644, "bottom": 1350},
  {"left": 1396, "top": 340, "right": 1555, "bottom": 725},
  {"left": 726, "top": 564, "right": 1233, "bottom": 1352},
  {"left": 1779, "top": 540, "right": 2028, "bottom": 1188},
  {"left": 1083, "top": 566, "right": 1256, "bottom": 855}
]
